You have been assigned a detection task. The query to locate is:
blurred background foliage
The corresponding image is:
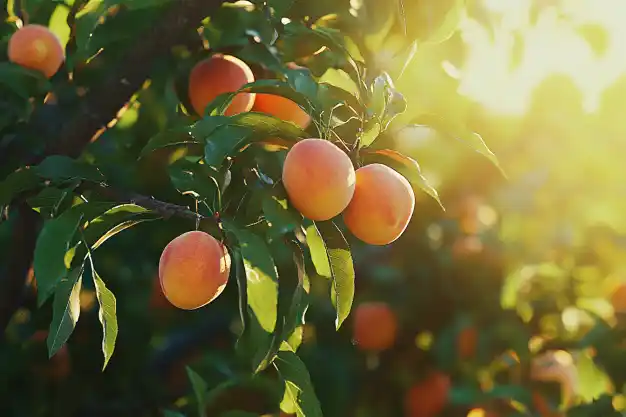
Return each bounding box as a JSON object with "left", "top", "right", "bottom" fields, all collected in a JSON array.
[{"left": 3, "top": 0, "right": 626, "bottom": 416}]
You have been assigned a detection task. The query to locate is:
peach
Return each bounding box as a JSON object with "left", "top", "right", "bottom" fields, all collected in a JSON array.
[
  {"left": 353, "top": 302, "right": 397, "bottom": 351},
  {"left": 458, "top": 326, "right": 478, "bottom": 360},
  {"left": 404, "top": 372, "right": 451, "bottom": 417},
  {"left": 8, "top": 24, "right": 65, "bottom": 78},
  {"left": 282, "top": 138, "right": 355, "bottom": 221},
  {"left": 252, "top": 93, "right": 311, "bottom": 129},
  {"left": 158, "top": 231, "right": 230, "bottom": 310},
  {"left": 188, "top": 54, "right": 255, "bottom": 116},
  {"left": 343, "top": 163, "right": 415, "bottom": 245}
]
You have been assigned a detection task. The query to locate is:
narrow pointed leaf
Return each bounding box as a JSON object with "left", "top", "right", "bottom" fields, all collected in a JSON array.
[
  {"left": 274, "top": 347, "right": 323, "bottom": 417},
  {"left": 186, "top": 366, "right": 208, "bottom": 417},
  {"left": 36, "top": 155, "right": 105, "bottom": 183},
  {"left": 305, "top": 224, "right": 331, "bottom": 278},
  {"left": 47, "top": 266, "right": 83, "bottom": 357},
  {"left": 92, "top": 269, "right": 118, "bottom": 370},
  {"left": 312, "top": 221, "right": 355, "bottom": 329}
]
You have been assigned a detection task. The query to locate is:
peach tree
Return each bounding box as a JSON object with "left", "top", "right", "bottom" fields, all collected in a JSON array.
[{"left": 0, "top": 0, "right": 499, "bottom": 415}]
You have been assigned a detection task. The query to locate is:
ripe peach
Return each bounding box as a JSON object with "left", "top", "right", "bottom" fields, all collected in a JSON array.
[
  {"left": 30, "top": 330, "right": 71, "bottom": 381},
  {"left": 282, "top": 138, "right": 355, "bottom": 221},
  {"left": 8, "top": 24, "right": 65, "bottom": 78},
  {"left": 458, "top": 326, "right": 478, "bottom": 360},
  {"left": 343, "top": 163, "right": 415, "bottom": 245},
  {"left": 188, "top": 54, "right": 255, "bottom": 116},
  {"left": 353, "top": 302, "right": 397, "bottom": 351},
  {"left": 252, "top": 93, "right": 311, "bottom": 129},
  {"left": 158, "top": 231, "right": 231, "bottom": 310},
  {"left": 404, "top": 371, "right": 451, "bottom": 417}
]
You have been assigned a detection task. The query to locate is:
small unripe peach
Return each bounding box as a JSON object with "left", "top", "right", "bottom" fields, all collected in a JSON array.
[
  {"left": 343, "top": 163, "right": 415, "bottom": 245},
  {"left": 8, "top": 24, "right": 65, "bottom": 78},
  {"left": 353, "top": 302, "right": 397, "bottom": 351},
  {"left": 252, "top": 93, "right": 311, "bottom": 129},
  {"left": 188, "top": 54, "right": 255, "bottom": 116},
  {"left": 159, "top": 231, "right": 230, "bottom": 310},
  {"left": 282, "top": 138, "right": 355, "bottom": 221}
]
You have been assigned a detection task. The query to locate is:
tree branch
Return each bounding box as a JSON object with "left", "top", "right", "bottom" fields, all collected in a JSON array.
[{"left": 0, "top": 0, "right": 227, "bottom": 337}]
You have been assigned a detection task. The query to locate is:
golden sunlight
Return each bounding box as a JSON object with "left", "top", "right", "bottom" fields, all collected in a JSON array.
[{"left": 457, "top": 0, "right": 626, "bottom": 114}]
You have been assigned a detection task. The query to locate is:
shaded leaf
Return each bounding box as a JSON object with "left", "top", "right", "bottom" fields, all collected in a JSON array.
[
  {"left": 92, "top": 269, "right": 118, "bottom": 370},
  {"left": 83, "top": 204, "right": 157, "bottom": 251},
  {"left": 0, "top": 62, "right": 51, "bottom": 98},
  {"left": 47, "top": 266, "right": 83, "bottom": 357},
  {"left": 34, "top": 202, "right": 115, "bottom": 306},
  {"left": 282, "top": 241, "right": 310, "bottom": 344},
  {"left": 274, "top": 348, "right": 323, "bottom": 417},
  {"left": 163, "top": 411, "right": 187, "bottom": 417},
  {"left": 186, "top": 367, "right": 208, "bottom": 417},
  {"left": 262, "top": 185, "right": 303, "bottom": 240},
  {"left": 313, "top": 221, "right": 355, "bottom": 329},
  {"left": 362, "top": 148, "right": 443, "bottom": 209},
  {"left": 168, "top": 159, "right": 221, "bottom": 202},
  {"left": 27, "top": 187, "right": 72, "bottom": 217},
  {"left": 36, "top": 155, "right": 105, "bottom": 183},
  {"left": 305, "top": 224, "right": 331, "bottom": 278},
  {"left": 0, "top": 167, "right": 43, "bottom": 205},
  {"left": 139, "top": 125, "right": 203, "bottom": 158}
]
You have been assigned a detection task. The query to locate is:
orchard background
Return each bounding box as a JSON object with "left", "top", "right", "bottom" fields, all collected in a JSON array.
[{"left": 2, "top": 0, "right": 626, "bottom": 416}]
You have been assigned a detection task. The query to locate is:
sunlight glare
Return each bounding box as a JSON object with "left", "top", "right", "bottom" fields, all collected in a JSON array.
[{"left": 458, "top": 0, "right": 626, "bottom": 115}]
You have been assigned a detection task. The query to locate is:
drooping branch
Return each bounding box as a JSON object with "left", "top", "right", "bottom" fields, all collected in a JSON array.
[{"left": 0, "top": 0, "right": 227, "bottom": 336}]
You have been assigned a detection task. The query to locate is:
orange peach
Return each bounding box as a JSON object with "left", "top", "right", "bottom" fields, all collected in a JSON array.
[
  {"left": 8, "top": 24, "right": 65, "bottom": 78},
  {"left": 252, "top": 93, "right": 311, "bottom": 129},
  {"left": 458, "top": 326, "right": 478, "bottom": 360},
  {"left": 282, "top": 138, "right": 355, "bottom": 221},
  {"left": 343, "top": 163, "right": 415, "bottom": 245},
  {"left": 158, "top": 231, "right": 230, "bottom": 310},
  {"left": 404, "top": 372, "right": 451, "bottom": 417},
  {"left": 188, "top": 54, "right": 255, "bottom": 116},
  {"left": 353, "top": 302, "right": 397, "bottom": 351}
]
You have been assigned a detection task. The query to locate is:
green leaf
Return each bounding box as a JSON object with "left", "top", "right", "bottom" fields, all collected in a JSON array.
[
  {"left": 139, "top": 125, "right": 203, "bottom": 158},
  {"left": 312, "top": 221, "right": 355, "bottom": 329},
  {"left": 92, "top": 269, "right": 118, "bottom": 370},
  {"left": 204, "top": 79, "right": 315, "bottom": 118},
  {"left": 34, "top": 209, "right": 84, "bottom": 306},
  {"left": 362, "top": 148, "right": 444, "bottom": 209},
  {"left": 82, "top": 204, "right": 158, "bottom": 251},
  {"left": 411, "top": 114, "right": 505, "bottom": 177},
  {"left": 0, "top": 62, "right": 51, "bottom": 98},
  {"left": 204, "top": 112, "right": 306, "bottom": 167},
  {"left": 27, "top": 187, "right": 72, "bottom": 218},
  {"left": 282, "top": 242, "right": 310, "bottom": 346},
  {"left": 168, "top": 159, "right": 221, "bottom": 202},
  {"left": 34, "top": 202, "right": 115, "bottom": 306},
  {"left": 204, "top": 125, "right": 252, "bottom": 168},
  {"left": 36, "top": 155, "right": 105, "bottom": 183},
  {"left": 226, "top": 225, "right": 279, "bottom": 333},
  {"left": 0, "top": 167, "right": 43, "bottom": 205},
  {"left": 305, "top": 224, "right": 331, "bottom": 278},
  {"left": 186, "top": 367, "right": 208, "bottom": 417},
  {"left": 262, "top": 185, "right": 303, "bottom": 240},
  {"left": 274, "top": 348, "right": 323, "bottom": 417},
  {"left": 47, "top": 266, "right": 83, "bottom": 358},
  {"left": 422, "top": 0, "right": 465, "bottom": 45},
  {"left": 225, "top": 222, "right": 279, "bottom": 372}
]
